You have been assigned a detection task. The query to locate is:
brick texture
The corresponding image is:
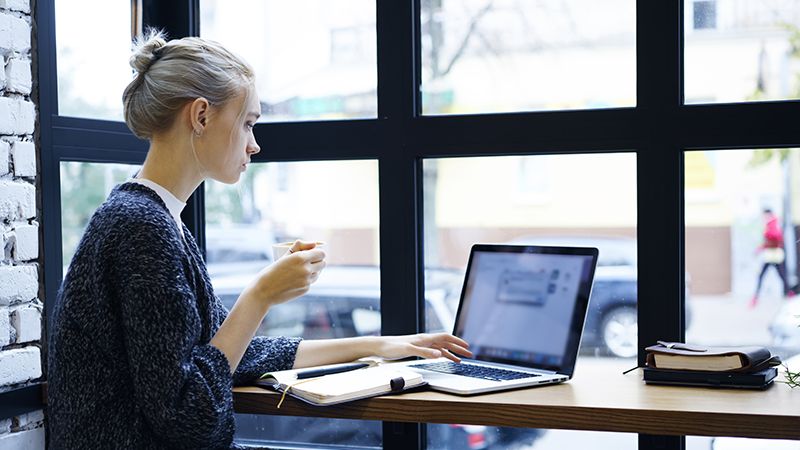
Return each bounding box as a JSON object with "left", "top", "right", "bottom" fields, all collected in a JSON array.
[
  {"left": 0, "top": 347, "right": 40, "bottom": 385},
  {"left": 0, "top": 2, "right": 44, "bottom": 448},
  {"left": 0, "top": 427, "right": 44, "bottom": 449}
]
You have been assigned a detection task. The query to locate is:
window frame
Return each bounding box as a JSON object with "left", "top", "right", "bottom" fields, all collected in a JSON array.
[{"left": 34, "top": 1, "right": 800, "bottom": 449}]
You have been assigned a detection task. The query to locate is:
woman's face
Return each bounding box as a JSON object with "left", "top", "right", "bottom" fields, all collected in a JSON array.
[{"left": 198, "top": 86, "right": 261, "bottom": 184}]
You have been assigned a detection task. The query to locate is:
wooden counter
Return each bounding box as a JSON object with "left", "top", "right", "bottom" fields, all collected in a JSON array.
[{"left": 234, "top": 367, "right": 800, "bottom": 439}]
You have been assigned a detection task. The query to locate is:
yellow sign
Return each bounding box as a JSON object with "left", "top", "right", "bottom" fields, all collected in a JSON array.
[{"left": 685, "top": 152, "right": 715, "bottom": 190}]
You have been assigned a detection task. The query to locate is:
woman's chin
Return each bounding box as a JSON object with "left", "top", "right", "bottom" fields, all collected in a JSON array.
[{"left": 209, "top": 172, "right": 241, "bottom": 185}]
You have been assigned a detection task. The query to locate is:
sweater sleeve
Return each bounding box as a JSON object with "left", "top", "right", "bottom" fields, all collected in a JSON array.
[
  {"left": 210, "top": 296, "right": 302, "bottom": 385},
  {"left": 112, "top": 219, "right": 235, "bottom": 449},
  {"left": 232, "top": 335, "right": 302, "bottom": 385}
]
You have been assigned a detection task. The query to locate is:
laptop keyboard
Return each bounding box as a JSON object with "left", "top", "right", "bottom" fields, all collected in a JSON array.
[{"left": 409, "top": 361, "right": 541, "bottom": 382}]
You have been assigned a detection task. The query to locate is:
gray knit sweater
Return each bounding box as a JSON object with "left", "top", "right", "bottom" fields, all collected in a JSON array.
[{"left": 47, "top": 182, "right": 301, "bottom": 449}]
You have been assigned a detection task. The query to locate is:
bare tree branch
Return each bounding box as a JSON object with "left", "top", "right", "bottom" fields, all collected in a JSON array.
[{"left": 437, "top": 0, "right": 496, "bottom": 79}]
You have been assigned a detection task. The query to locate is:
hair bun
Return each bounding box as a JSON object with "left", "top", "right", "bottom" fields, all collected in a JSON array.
[{"left": 130, "top": 29, "right": 168, "bottom": 74}]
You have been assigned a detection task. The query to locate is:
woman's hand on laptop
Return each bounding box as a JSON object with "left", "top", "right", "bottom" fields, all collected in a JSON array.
[{"left": 375, "top": 333, "right": 473, "bottom": 363}]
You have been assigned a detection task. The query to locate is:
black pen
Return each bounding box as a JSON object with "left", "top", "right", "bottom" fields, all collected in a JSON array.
[{"left": 295, "top": 362, "right": 370, "bottom": 380}]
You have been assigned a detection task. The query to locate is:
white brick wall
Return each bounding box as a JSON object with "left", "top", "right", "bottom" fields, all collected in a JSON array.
[
  {"left": 10, "top": 223, "right": 37, "bottom": 261},
  {"left": 0, "top": 98, "right": 34, "bottom": 135},
  {"left": 0, "top": 419, "right": 10, "bottom": 435},
  {"left": 0, "top": 180, "right": 35, "bottom": 219},
  {"left": 0, "top": 140, "right": 8, "bottom": 174},
  {"left": 13, "top": 410, "right": 42, "bottom": 430},
  {"left": 10, "top": 303, "right": 40, "bottom": 343},
  {"left": 0, "top": 307, "right": 9, "bottom": 347},
  {"left": 0, "top": 0, "right": 29, "bottom": 14},
  {"left": 0, "top": 13, "right": 28, "bottom": 56},
  {"left": 5, "top": 58, "right": 30, "bottom": 94},
  {"left": 0, "top": 265, "right": 36, "bottom": 305},
  {"left": 0, "top": 2, "right": 43, "bottom": 449},
  {"left": 0, "top": 428, "right": 44, "bottom": 450},
  {"left": 10, "top": 140, "right": 33, "bottom": 176},
  {"left": 0, "top": 347, "right": 40, "bottom": 385}
]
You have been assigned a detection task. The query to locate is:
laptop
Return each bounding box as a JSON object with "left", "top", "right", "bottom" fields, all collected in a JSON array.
[{"left": 401, "top": 244, "right": 598, "bottom": 395}]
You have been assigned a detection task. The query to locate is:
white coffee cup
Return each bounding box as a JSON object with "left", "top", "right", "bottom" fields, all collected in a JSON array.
[{"left": 272, "top": 241, "right": 326, "bottom": 261}]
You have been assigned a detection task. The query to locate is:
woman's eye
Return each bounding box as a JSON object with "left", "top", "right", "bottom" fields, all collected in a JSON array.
[{"left": 245, "top": 123, "right": 254, "bottom": 131}]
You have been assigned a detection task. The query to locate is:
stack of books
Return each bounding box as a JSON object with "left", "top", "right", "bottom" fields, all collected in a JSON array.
[{"left": 643, "top": 341, "right": 782, "bottom": 389}]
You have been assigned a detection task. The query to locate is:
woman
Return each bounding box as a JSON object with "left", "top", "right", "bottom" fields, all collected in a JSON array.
[
  {"left": 750, "top": 208, "right": 795, "bottom": 308},
  {"left": 47, "top": 30, "right": 471, "bottom": 449}
]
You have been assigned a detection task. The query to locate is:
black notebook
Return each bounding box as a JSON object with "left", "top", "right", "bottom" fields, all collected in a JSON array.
[{"left": 643, "top": 366, "right": 778, "bottom": 389}]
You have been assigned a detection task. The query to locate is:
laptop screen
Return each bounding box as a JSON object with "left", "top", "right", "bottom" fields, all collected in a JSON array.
[{"left": 453, "top": 244, "right": 598, "bottom": 376}]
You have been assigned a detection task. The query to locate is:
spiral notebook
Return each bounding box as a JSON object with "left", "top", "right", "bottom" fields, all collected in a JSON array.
[{"left": 256, "top": 362, "right": 426, "bottom": 406}]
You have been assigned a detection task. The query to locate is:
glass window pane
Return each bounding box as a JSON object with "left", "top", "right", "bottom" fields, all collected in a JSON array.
[
  {"left": 424, "top": 153, "right": 637, "bottom": 449},
  {"left": 688, "top": 436, "right": 800, "bottom": 450},
  {"left": 420, "top": 0, "right": 636, "bottom": 115},
  {"left": 432, "top": 429, "right": 638, "bottom": 450},
  {"left": 56, "top": 1, "right": 132, "bottom": 120},
  {"left": 685, "top": 148, "right": 800, "bottom": 449},
  {"left": 684, "top": 0, "right": 800, "bottom": 104},
  {"left": 205, "top": 160, "right": 382, "bottom": 447},
  {"left": 60, "top": 162, "right": 139, "bottom": 271},
  {"left": 684, "top": 149, "right": 800, "bottom": 352},
  {"left": 200, "top": 0, "right": 377, "bottom": 122}
]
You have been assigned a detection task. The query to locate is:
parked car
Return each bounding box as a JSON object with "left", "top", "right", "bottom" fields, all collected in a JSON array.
[
  {"left": 212, "top": 265, "right": 460, "bottom": 338},
  {"left": 205, "top": 225, "right": 275, "bottom": 279},
  {"left": 210, "top": 261, "right": 540, "bottom": 449},
  {"left": 507, "top": 235, "right": 692, "bottom": 359},
  {"left": 769, "top": 296, "right": 800, "bottom": 353}
]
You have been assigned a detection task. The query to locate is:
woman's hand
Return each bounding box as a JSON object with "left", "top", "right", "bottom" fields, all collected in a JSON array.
[
  {"left": 240, "top": 240, "right": 326, "bottom": 308},
  {"left": 374, "top": 333, "right": 473, "bottom": 363},
  {"left": 292, "top": 334, "right": 472, "bottom": 369}
]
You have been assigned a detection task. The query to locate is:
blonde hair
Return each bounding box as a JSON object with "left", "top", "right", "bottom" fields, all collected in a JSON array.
[{"left": 123, "top": 29, "right": 256, "bottom": 140}]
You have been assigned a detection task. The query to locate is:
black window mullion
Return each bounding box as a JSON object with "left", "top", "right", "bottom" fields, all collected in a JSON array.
[
  {"left": 409, "top": 108, "right": 638, "bottom": 154},
  {"left": 378, "top": 0, "right": 425, "bottom": 449},
  {"left": 0, "top": 385, "right": 43, "bottom": 421},
  {"left": 377, "top": 0, "right": 420, "bottom": 334},
  {"left": 637, "top": 0, "right": 684, "bottom": 449},
  {"left": 142, "top": 0, "right": 199, "bottom": 39},
  {"left": 39, "top": 0, "right": 60, "bottom": 338},
  {"left": 51, "top": 118, "right": 147, "bottom": 154},
  {"left": 34, "top": 2, "right": 59, "bottom": 432},
  {"left": 250, "top": 120, "right": 386, "bottom": 162},
  {"left": 636, "top": 0, "right": 684, "bottom": 368},
  {"left": 679, "top": 101, "right": 800, "bottom": 150}
]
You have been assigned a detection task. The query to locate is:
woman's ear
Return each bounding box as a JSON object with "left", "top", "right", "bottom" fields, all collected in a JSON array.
[{"left": 189, "top": 97, "right": 210, "bottom": 135}]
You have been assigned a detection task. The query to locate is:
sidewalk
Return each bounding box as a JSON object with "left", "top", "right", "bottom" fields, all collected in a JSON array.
[{"left": 686, "top": 294, "right": 797, "bottom": 356}]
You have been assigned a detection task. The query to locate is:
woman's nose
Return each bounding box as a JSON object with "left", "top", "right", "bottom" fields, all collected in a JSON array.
[{"left": 247, "top": 140, "right": 260, "bottom": 155}]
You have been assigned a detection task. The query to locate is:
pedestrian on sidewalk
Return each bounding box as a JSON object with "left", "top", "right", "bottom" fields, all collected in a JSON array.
[{"left": 751, "top": 208, "right": 795, "bottom": 308}]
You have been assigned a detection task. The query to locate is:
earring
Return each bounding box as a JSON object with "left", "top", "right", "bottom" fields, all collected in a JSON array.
[{"left": 194, "top": 128, "right": 202, "bottom": 137}]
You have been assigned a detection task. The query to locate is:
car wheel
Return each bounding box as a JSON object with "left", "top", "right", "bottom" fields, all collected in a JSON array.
[{"left": 601, "top": 306, "right": 638, "bottom": 358}]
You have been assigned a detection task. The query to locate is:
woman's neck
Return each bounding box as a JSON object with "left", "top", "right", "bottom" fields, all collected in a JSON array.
[{"left": 138, "top": 134, "right": 203, "bottom": 202}]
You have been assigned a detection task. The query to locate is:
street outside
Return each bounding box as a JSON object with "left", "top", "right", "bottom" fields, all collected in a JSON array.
[{"left": 686, "top": 294, "right": 796, "bottom": 354}]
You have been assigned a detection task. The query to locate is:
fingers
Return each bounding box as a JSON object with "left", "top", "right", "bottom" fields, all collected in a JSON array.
[
  {"left": 437, "top": 347, "right": 462, "bottom": 363},
  {"left": 296, "top": 248, "right": 326, "bottom": 263},
  {"left": 436, "top": 341, "right": 473, "bottom": 359},
  {"left": 421, "top": 333, "right": 470, "bottom": 352},
  {"left": 433, "top": 333, "right": 469, "bottom": 350},
  {"left": 410, "top": 344, "right": 442, "bottom": 359},
  {"left": 417, "top": 333, "right": 472, "bottom": 363},
  {"left": 289, "top": 239, "right": 317, "bottom": 253}
]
